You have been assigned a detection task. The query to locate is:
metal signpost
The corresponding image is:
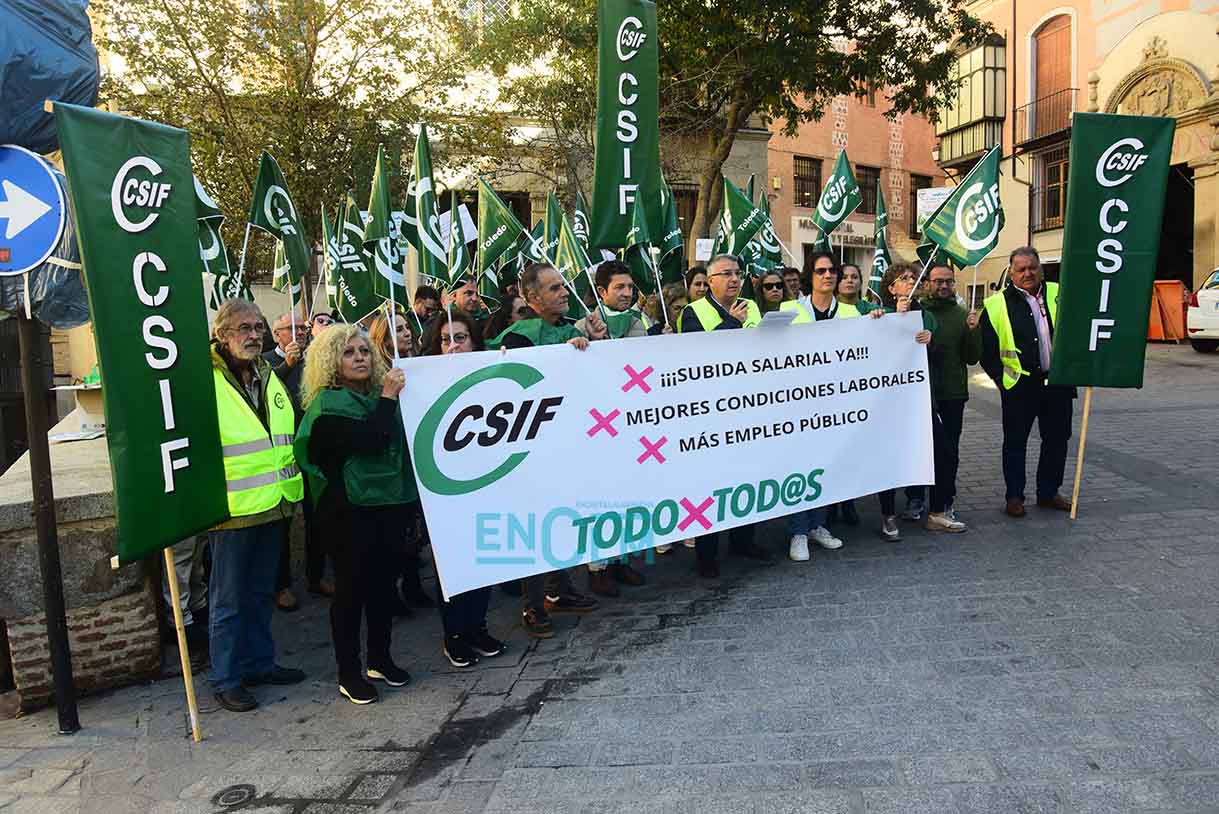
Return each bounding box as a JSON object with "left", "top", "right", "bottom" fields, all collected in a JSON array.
[{"left": 0, "top": 143, "right": 80, "bottom": 734}]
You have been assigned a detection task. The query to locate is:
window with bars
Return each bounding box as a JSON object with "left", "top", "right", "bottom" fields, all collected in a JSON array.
[
  {"left": 856, "top": 166, "right": 880, "bottom": 215},
  {"left": 1035, "top": 145, "right": 1069, "bottom": 230},
  {"left": 908, "top": 174, "right": 932, "bottom": 239},
  {"left": 793, "top": 156, "right": 821, "bottom": 208}
]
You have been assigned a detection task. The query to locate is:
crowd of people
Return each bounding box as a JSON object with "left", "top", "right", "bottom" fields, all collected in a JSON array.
[{"left": 179, "top": 244, "right": 1075, "bottom": 711}]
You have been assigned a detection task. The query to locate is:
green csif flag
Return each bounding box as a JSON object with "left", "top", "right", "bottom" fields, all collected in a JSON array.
[
  {"left": 657, "top": 181, "right": 685, "bottom": 285},
  {"left": 624, "top": 194, "right": 656, "bottom": 294},
  {"left": 712, "top": 175, "right": 766, "bottom": 256},
  {"left": 53, "top": 102, "right": 228, "bottom": 563},
  {"left": 194, "top": 174, "right": 250, "bottom": 308},
  {"left": 870, "top": 183, "right": 892, "bottom": 302},
  {"left": 590, "top": 0, "right": 662, "bottom": 248},
  {"left": 407, "top": 125, "right": 448, "bottom": 285},
  {"left": 1049, "top": 113, "right": 1175, "bottom": 388},
  {"left": 365, "top": 143, "right": 408, "bottom": 305},
  {"left": 541, "top": 192, "right": 564, "bottom": 263},
  {"left": 334, "top": 191, "right": 380, "bottom": 322},
  {"left": 573, "top": 189, "right": 593, "bottom": 251},
  {"left": 248, "top": 151, "right": 310, "bottom": 289},
  {"left": 812, "top": 151, "right": 862, "bottom": 250},
  {"left": 553, "top": 208, "right": 595, "bottom": 319},
  {"left": 477, "top": 177, "right": 527, "bottom": 275},
  {"left": 321, "top": 202, "right": 340, "bottom": 311},
  {"left": 272, "top": 240, "right": 305, "bottom": 314},
  {"left": 922, "top": 144, "right": 1004, "bottom": 268},
  {"left": 445, "top": 192, "right": 472, "bottom": 287},
  {"left": 739, "top": 191, "right": 783, "bottom": 277}
]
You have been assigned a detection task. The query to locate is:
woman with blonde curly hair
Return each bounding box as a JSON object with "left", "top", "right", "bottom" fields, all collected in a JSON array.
[
  {"left": 293, "top": 325, "right": 414, "bottom": 705},
  {"left": 368, "top": 305, "right": 417, "bottom": 363}
]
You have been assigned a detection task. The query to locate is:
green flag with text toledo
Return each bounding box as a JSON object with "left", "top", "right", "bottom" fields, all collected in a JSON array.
[
  {"left": 1049, "top": 113, "right": 1175, "bottom": 389},
  {"left": 53, "top": 103, "right": 227, "bottom": 563}
]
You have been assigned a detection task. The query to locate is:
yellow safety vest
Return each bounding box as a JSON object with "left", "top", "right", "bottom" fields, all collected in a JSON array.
[
  {"left": 213, "top": 367, "right": 304, "bottom": 516},
  {"left": 687, "top": 296, "right": 762, "bottom": 330},
  {"left": 779, "top": 298, "right": 862, "bottom": 324},
  {"left": 982, "top": 282, "right": 1060, "bottom": 390}
]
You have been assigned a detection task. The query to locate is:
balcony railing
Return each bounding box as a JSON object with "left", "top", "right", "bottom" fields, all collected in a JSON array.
[{"left": 1014, "top": 88, "right": 1077, "bottom": 146}]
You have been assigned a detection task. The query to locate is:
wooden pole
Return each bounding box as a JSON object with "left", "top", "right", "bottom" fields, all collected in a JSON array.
[
  {"left": 163, "top": 548, "right": 202, "bottom": 742},
  {"left": 1069, "top": 386, "right": 1093, "bottom": 521}
]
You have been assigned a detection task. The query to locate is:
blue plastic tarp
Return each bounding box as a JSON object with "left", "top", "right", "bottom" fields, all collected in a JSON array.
[{"left": 0, "top": 0, "right": 100, "bottom": 154}]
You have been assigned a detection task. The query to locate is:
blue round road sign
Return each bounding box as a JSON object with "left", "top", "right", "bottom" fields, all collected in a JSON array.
[{"left": 0, "top": 144, "right": 67, "bottom": 276}]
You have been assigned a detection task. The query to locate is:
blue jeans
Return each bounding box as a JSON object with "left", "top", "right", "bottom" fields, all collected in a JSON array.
[
  {"left": 208, "top": 520, "right": 284, "bottom": 691},
  {"left": 787, "top": 506, "right": 829, "bottom": 537}
]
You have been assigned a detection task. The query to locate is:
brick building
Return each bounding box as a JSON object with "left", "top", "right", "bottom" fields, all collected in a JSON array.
[{"left": 767, "top": 97, "right": 945, "bottom": 272}]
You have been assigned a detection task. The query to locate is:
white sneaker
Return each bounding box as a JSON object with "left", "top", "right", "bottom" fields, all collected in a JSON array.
[
  {"left": 810, "top": 527, "right": 843, "bottom": 550},
  {"left": 881, "top": 516, "right": 901, "bottom": 542},
  {"left": 655, "top": 544, "right": 672, "bottom": 554},
  {"left": 925, "top": 512, "right": 967, "bottom": 533},
  {"left": 788, "top": 534, "right": 809, "bottom": 562},
  {"left": 682, "top": 538, "right": 696, "bottom": 549},
  {"left": 901, "top": 498, "right": 925, "bottom": 522}
]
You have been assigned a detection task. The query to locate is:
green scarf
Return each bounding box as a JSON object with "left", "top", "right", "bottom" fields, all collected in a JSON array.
[{"left": 488, "top": 317, "right": 582, "bottom": 349}]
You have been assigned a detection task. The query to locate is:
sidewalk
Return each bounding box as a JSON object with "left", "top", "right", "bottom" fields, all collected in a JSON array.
[{"left": 3, "top": 344, "right": 1218, "bottom": 814}]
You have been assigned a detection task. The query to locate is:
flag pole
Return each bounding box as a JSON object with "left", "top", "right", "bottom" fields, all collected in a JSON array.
[
  {"left": 236, "top": 223, "right": 253, "bottom": 284},
  {"left": 1069, "top": 386, "right": 1093, "bottom": 520},
  {"left": 648, "top": 247, "right": 670, "bottom": 328},
  {"left": 163, "top": 548, "right": 202, "bottom": 742}
]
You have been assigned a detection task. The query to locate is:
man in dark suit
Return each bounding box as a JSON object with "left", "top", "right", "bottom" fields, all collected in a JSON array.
[{"left": 978, "top": 247, "right": 1075, "bottom": 518}]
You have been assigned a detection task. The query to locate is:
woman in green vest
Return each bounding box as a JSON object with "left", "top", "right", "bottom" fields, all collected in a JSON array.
[{"left": 294, "top": 325, "right": 415, "bottom": 705}]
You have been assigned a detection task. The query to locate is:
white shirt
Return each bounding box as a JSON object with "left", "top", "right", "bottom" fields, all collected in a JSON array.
[{"left": 1015, "top": 286, "right": 1052, "bottom": 371}]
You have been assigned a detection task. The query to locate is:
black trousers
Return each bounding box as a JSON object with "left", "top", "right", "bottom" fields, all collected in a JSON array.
[
  {"left": 438, "top": 575, "right": 492, "bottom": 639},
  {"left": 521, "top": 569, "right": 574, "bottom": 614},
  {"left": 930, "top": 399, "right": 966, "bottom": 513},
  {"left": 326, "top": 505, "right": 402, "bottom": 680},
  {"left": 1000, "top": 380, "right": 1074, "bottom": 502},
  {"left": 696, "top": 524, "right": 755, "bottom": 562}
]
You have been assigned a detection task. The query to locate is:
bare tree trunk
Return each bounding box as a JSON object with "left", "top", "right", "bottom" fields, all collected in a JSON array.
[{"left": 686, "top": 88, "right": 757, "bottom": 260}]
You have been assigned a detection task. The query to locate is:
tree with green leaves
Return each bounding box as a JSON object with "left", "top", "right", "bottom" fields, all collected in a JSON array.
[
  {"left": 455, "top": 0, "right": 991, "bottom": 251},
  {"left": 95, "top": 0, "right": 496, "bottom": 284}
]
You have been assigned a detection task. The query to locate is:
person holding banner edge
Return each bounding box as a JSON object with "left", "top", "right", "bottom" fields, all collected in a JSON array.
[
  {"left": 294, "top": 325, "right": 416, "bottom": 704},
  {"left": 489, "top": 263, "right": 603, "bottom": 637},
  {"left": 979, "top": 247, "right": 1075, "bottom": 517},
  {"left": 208, "top": 300, "right": 307, "bottom": 714},
  {"left": 679, "top": 255, "right": 772, "bottom": 576}
]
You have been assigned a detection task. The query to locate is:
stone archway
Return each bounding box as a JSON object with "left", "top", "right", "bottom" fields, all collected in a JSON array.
[{"left": 1102, "top": 37, "right": 1210, "bottom": 116}]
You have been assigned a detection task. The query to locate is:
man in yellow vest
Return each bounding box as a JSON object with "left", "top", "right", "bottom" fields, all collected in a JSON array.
[
  {"left": 679, "top": 254, "right": 771, "bottom": 577},
  {"left": 208, "top": 299, "right": 306, "bottom": 712},
  {"left": 979, "top": 247, "right": 1075, "bottom": 518}
]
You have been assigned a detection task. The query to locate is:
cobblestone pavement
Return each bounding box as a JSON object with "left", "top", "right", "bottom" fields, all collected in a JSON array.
[{"left": 2, "top": 344, "right": 1218, "bottom": 814}]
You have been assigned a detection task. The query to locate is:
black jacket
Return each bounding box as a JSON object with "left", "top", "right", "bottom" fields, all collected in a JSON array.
[
  {"left": 262, "top": 348, "right": 305, "bottom": 412},
  {"left": 979, "top": 284, "right": 1073, "bottom": 395}
]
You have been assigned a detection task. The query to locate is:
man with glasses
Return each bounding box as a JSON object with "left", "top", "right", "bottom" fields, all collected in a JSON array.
[
  {"left": 208, "top": 299, "right": 306, "bottom": 712},
  {"left": 309, "top": 312, "right": 335, "bottom": 340},
  {"left": 679, "top": 255, "right": 770, "bottom": 576},
  {"left": 921, "top": 262, "right": 981, "bottom": 533},
  {"left": 410, "top": 285, "right": 441, "bottom": 340},
  {"left": 979, "top": 247, "right": 1075, "bottom": 518},
  {"left": 782, "top": 266, "right": 801, "bottom": 301}
]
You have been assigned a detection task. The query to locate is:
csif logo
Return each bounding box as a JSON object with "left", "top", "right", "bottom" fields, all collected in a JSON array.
[
  {"left": 414, "top": 363, "right": 563, "bottom": 495},
  {"left": 952, "top": 181, "right": 1001, "bottom": 252},
  {"left": 1095, "top": 138, "right": 1149, "bottom": 188},
  {"left": 617, "top": 16, "right": 646, "bottom": 61},
  {"left": 817, "top": 175, "right": 850, "bottom": 222},
  {"left": 110, "top": 156, "right": 173, "bottom": 234},
  {"left": 263, "top": 186, "right": 299, "bottom": 237}
]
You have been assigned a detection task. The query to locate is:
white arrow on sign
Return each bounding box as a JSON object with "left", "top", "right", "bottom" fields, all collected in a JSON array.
[{"left": 0, "top": 179, "right": 53, "bottom": 240}]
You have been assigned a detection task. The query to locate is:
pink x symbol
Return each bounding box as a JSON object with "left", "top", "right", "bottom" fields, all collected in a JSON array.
[
  {"left": 622, "top": 364, "right": 654, "bottom": 394},
  {"left": 678, "top": 497, "right": 714, "bottom": 531},
  {"left": 636, "top": 435, "right": 668, "bottom": 464},
  {"left": 587, "top": 408, "right": 620, "bottom": 438}
]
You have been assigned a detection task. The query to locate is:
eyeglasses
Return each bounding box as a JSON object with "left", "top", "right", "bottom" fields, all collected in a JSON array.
[
  {"left": 710, "top": 270, "right": 741, "bottom": 279},
  {"left": 440, "top": 332, "right": 470, "bottom": 346},
  {"left": 930, "top": 278, "right": 956, "bottom": 286},
  {"left": 313, "top": 315, "right": 334, "bottom": 326},
  {"left": 761, "top": 282, "right": 785, "bottom": 291},
  {"left": 233, "top": 322, "right": 265, "bottom": 336},
  {"left": 813, "top": 268, "right": 836, "bottom": 276}
]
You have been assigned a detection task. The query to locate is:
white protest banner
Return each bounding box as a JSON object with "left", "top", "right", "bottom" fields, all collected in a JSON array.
[{"left": 397, "top": 313, "right": 933, "bottom": 598}]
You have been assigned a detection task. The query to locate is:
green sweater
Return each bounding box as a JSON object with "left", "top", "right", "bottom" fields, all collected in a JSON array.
[{"left": 921, "top": 296, "right": 982, "bottom": 401}]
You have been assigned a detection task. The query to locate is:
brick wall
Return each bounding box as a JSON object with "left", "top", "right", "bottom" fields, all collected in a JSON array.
[{"left": 2, "top": 589, "right": 159, "bottom": 715}]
